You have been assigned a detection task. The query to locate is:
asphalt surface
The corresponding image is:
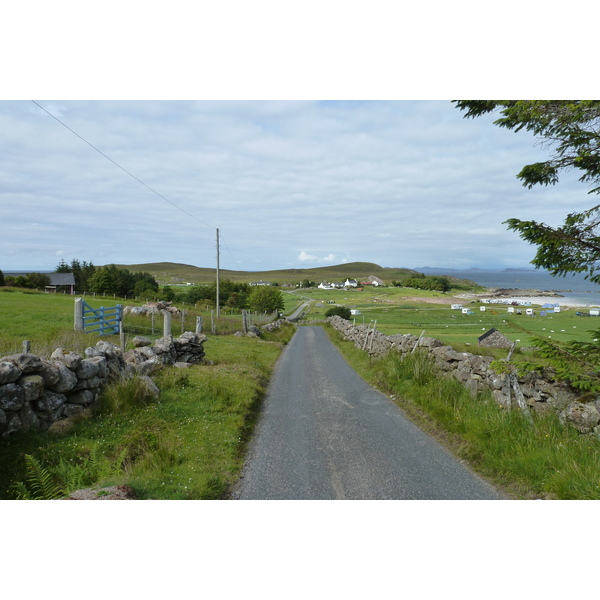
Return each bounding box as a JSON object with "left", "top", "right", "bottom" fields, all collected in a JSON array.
[{"left": 233, "top": 326, "right": 504, "bottom": 500}]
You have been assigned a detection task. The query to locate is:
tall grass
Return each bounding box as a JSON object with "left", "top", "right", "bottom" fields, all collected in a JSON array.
[
  {"left": 326, "top": 324, "right": 600, "bottom": 499},
  {"left": 1, "top": 327, "right": 295, "bottom": 500}
]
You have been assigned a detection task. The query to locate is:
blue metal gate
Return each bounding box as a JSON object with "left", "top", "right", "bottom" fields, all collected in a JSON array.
[{"left": 80, "top": 300, "right": 123, "bottom": 335}]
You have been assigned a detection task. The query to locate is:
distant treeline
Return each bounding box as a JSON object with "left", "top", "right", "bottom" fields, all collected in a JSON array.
[
  {"left": 391, "top": 273, "right": 473, "bottom": 292},
  {"left": 0, "top": 259, "right": 282, "bottom": 312}
]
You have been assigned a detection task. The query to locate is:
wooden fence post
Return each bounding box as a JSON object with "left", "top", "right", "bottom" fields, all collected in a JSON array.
[
  {"left": 163, "top": 311, "right": 172, "bottom": 337},
  {"left": 74, "top": 297, "right": 84, "bottom": 331},
  {"left": 242, "top": 310, "right": 248, "bottom": 334}
]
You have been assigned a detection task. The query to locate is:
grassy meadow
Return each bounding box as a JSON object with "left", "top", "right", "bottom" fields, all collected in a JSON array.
[
  {"left": 3, "top": 280, "right": 600, "bottom": 500},
  {"left": 0, "top": 287, "right": 296, "bottom": 499},
  {"left": 295, "top": 286, "right": 599, "bottom": 350}
]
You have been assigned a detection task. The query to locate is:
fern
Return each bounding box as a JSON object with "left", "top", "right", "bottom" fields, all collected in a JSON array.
[{"left": 14, "top": 454, "right": 64, "bottom": 500}]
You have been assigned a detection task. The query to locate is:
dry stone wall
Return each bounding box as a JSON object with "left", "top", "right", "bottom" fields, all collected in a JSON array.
[
  {"left": 327, "top": 316, "right": 600, "bottom": 437},
  {"left": 0, "top": 332, "right": 206, "bottom": 438}
]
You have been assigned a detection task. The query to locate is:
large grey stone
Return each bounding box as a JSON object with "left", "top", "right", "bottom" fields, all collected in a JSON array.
[
  {"left": 0, "top": 361, "right": 22, "bottom": 384},
  {"left": 3, "top": 413, "right": 22, "bottom": 437},
  {"left": 18, "top": 402, "right": 39, "bottom": 432},
  {"left": 67, "top": 389, "right": 95, "bottom": 406},
  {"left": 2, "top": 353, "right": 43, "bottom": 374},
  {"left": 17, "top": 375, "right": 45, "bottom": 402},
  {"left": 0, "top": 383, "right": 25, "bottom": 411},
  {"left": 76, "top": 357, "right": 101, "bottom": 379},
  {"left": 49, "top": 362, "right": 78, "bottom": 393},
  {"left": 51, "top": 348, "right": 82, "bottom": 370},
  {"left": 35, "top": 390, "right": 67, "bottom": 412},
  {"left": 560, "top": 401, "right": 600, "bottom": 434}
]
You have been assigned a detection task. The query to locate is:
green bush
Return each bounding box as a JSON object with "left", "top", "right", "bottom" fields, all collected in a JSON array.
[{"left": 325, "top": 306, "right": 352, "bottom": 320}]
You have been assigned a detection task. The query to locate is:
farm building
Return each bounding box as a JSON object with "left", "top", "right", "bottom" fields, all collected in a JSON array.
[
  {"left": 6, "top": 271, "right": 76, "bottom": 294},
  {"left": 360, "top": 276, "right": 385, "bottom": 287},
  {"left": 451, "top": 304, "right": 463, "bottom": 310},
  {"left": 478, "top": 328, "right": 512, "bottom": 349}
]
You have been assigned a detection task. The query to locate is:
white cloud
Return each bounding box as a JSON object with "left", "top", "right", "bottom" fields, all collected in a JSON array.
[
  {"left": 0, "top": 100, "right": 591, "bottom": 272},
  {"left": 297, "top": 251, "right": 337, "bottom": 264}
]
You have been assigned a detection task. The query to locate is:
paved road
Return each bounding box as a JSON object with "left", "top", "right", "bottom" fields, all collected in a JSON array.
[{"left": 233, "top": 326, "right": 504, "bottom": 500}]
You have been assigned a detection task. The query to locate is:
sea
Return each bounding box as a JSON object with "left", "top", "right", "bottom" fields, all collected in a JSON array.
[{"left": 418, "top": 268, "right": 600, "bottom": 307}]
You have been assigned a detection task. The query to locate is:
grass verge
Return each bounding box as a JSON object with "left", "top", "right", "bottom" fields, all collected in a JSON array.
[
  {"left": 323, "top": 322, "right": 600, "bottom": 500},
  {"left": 0, "top": 323, "right": 296, "bottom": 500}
]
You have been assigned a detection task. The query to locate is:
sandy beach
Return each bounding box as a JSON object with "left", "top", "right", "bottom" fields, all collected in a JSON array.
[{"left": 455, "top": 292, "right": 600, "bottom": 309}]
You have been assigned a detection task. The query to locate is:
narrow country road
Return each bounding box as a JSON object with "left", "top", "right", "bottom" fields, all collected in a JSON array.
[{"left": 233, "top": 326, "right": 504, "bottom": 500}]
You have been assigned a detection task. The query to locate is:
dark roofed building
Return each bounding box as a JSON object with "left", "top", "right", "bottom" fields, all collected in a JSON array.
[
  {"left": 47, "top": 272, "right": 76, "bottom": 294},
  {"left": 5, "top": 272, "right": 76, "bottom": 294}
]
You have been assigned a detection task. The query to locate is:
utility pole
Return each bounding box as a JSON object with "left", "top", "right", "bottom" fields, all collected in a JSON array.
[{"left": 216, "top": 228, "right": 220, "bottom": 319}]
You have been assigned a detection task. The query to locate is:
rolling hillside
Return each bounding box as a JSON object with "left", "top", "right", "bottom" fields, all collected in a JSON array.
[{"left": 112, "top": 261, "right": 479, "bottom": 288}]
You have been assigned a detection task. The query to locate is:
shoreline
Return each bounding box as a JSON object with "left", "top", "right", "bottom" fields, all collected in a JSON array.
[{"left": 456, "top": 287, "right": 600, "bottom": 308}]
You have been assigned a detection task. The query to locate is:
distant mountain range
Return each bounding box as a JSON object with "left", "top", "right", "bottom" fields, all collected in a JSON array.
[{"left": 417, "top": 266, "right": 535, "bottom": 273}]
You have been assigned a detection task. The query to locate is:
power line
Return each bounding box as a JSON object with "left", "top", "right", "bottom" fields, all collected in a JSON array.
[{"left": 31, "top": 100, "right": 216, "bottom": 230}]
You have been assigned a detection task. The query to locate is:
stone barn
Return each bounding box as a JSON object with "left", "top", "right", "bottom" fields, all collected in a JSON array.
[{"left": 477, "top": 327, "right": 512, "bottom": 349}]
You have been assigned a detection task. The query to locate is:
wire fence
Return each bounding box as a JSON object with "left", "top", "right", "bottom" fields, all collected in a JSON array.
[{"left": 121, "top": 308, "right": 278, "bottom": 339}]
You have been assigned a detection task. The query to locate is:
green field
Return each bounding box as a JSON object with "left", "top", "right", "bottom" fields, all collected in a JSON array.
[{"left": 295, "top": 286, "right": 599, "bottom": 350}]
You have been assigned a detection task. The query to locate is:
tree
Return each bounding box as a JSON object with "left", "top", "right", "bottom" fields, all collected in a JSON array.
[
  {"left": 456, "top": 101, "right": 600, "bottom": 389},
  {"left": 0, "top": 269, "right": 4, "bottom": 286},
  {"left": 454, "top": 100, "right": 600, "bottom": 283},
  {"left": 55, "top": 258, "right": 96, "bottom": 292},
  {"left": 247, "top": 286, "right": 284, "bottom": 314},
  {"left": 27, "top": 272, "right": 51, "bottom": 290},
  {"left": 325, "top": 306, "right": 352, "bottom": 320}
]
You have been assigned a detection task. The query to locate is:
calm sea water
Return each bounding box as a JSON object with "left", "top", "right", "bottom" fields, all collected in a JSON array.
[{"left": 420, "top": 268, "right": 600, "bottom": 306}]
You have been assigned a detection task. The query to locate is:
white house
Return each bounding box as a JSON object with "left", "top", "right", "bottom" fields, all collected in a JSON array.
[
  {"left": 344, "top": 279, "right": 358, "bottom": 287},
  {"left": 451, "top": 304, "right": 463, "bottom": 310},
  {"left": 318, "top": 282, "right": 335, "bottom": 290}
]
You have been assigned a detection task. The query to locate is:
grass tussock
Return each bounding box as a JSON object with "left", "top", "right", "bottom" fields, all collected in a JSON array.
[
  {"left": 325, "top": 323, "right": 600, "bottom": 500},
  {"left": 1, "top": 332, "right": 288, "bottom": 500}
]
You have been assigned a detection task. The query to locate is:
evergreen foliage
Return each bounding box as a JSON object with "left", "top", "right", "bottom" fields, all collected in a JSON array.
[
  {"left": 455, "top": 100, "right": 600, "bottom": 393},
  {"left": 455, "top": 100, "right": 600, "bottom": 283}
]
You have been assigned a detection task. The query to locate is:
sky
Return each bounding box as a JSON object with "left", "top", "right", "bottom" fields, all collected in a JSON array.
[{"left": 1, "top": 99, "right": 594, "bottom": 274}]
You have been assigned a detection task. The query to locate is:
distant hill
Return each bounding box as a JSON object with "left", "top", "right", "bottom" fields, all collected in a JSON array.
[{"left": 112, "top": 261, "right": 422, "bottom": 285}]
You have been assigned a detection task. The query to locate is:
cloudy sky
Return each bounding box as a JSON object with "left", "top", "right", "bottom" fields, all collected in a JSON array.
[
  {"left": 1, "top": 3, "right": 594, "bottom": 276},
  {"left": 2, "top": 99, "right": 592, "bottom": 274}
]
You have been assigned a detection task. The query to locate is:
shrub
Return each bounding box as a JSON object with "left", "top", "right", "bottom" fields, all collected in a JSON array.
[{"left": 325, "top": 306, "right": 352, "bottom": 320}]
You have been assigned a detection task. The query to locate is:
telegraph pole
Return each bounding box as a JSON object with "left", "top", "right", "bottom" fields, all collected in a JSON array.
[{"left": 216, "top": 228, "right": 220, "bottom": 318}]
